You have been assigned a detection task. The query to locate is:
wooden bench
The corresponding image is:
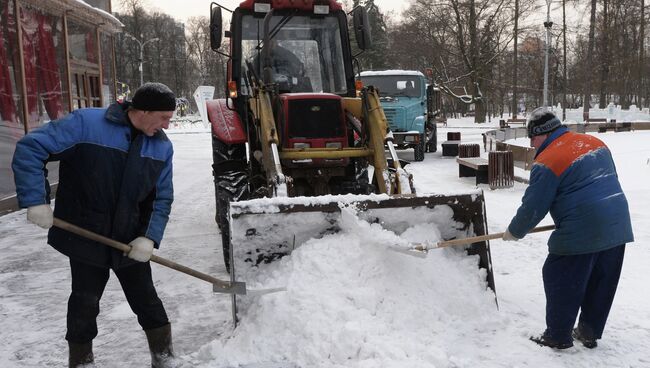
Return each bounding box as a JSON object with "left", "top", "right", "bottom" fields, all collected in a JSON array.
[
  {"left": 456, "top": 157, "right": 489, "bottom": 185},
  {"left": 499, "top": 118, "right": 527, "bottom": 128},
  {"left": 488, "top": 151, "right": 514, "bottom": 189},
  {"left": 458, "top": 143, "right": 481, "bottom": 158},
  {"left": 447, "top": 132, "right": 461, "bottom": 141},
  {"left": 442, "top": 140, "right": 461, "bottom": 157},
  {"left": 615, "top": 122, "right": 632, "bottom": 132},
  {"left": 584, "top": 118, "right": 616, "bottom": 133}
]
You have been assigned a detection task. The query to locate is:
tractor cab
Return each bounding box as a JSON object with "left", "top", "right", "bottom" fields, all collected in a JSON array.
[{"left": 226, "top": 0, "right": 359, "bottom": 98}]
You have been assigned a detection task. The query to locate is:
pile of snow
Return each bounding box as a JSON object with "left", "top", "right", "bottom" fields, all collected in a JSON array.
[{"left": 193, "top": 207, "right": 497, "bottom": 367}]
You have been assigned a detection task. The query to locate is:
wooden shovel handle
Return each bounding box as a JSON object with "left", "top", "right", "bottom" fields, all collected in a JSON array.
[
  {"left": 434, "top": 224, "right": 556, "bottom": 249},
  {"left": 52, "top": 218, "right": 235, "bottom": 291}
]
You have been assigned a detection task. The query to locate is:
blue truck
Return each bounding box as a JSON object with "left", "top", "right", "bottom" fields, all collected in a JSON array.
[{"left": 359, "top": 70, "right": 439, "bottom": 161}]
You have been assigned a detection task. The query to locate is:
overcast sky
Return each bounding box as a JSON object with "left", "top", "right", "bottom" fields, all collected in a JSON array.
[{"left": 114, "top": 0, "right": 410, "bottom": 22}]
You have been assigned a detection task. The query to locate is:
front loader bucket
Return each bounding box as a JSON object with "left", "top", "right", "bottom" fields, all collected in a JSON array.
[{"left": 227, "top": 190, "right": 496, "bottom": 324}]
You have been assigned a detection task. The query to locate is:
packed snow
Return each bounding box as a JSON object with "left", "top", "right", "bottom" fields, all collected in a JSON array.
[{"left": 1, "top": 118, "right": 649, "bottom": 367}]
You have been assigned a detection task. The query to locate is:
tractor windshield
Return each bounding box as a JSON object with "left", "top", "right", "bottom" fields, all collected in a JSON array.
[
  {"left": 360, "top": 75, "right": 423, "bottom": 98},
  {"left": 240, "top": 14, "right": 347, "bottom": 94}
]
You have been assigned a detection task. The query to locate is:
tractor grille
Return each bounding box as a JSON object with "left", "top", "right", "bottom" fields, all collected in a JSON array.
[
  {"left": 288, "top": 99, "right": 344, "bottom": 138},
  {"left": 382, "top": 107, "right": 406, "bottom": 132}
]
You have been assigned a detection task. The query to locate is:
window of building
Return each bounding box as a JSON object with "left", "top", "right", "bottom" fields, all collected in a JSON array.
[
  {"left": 67, "top": 21, "right": 99, "bottom": 65},
  {"left": 68, "top": 20, "right": 101, "bottom": 109},
  {"left": 101, "top": 33, "right": 115, "bottom": 105},
  {"left": 19, "top": 3, "right": 69, "bottom": 130},
  {"left": 1, "top": 0, "right": 24, "bottom": 199}
]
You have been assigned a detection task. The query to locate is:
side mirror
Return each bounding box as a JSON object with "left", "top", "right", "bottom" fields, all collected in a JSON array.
[
  {"left": 210, "top": 5, "right": 223, "bottom": 51},
  {"left": 352, "top": 7, "right": 372, "bottom": 50}
]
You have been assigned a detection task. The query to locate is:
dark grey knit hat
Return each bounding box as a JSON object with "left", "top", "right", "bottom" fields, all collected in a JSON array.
[
  {"left": 131, "top": 82, "right": 176, "bottom": 111},
  {"left": 527, "top": 107, "right": 561, "bottom": 138}
]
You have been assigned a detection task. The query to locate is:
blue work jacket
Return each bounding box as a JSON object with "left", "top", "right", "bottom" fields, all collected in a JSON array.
[
  {"left": 508, "top": 126, "right": 633, "bottom": 255},
  {"left": 12, "top": 102, "right": 174, "bottom": 268}
]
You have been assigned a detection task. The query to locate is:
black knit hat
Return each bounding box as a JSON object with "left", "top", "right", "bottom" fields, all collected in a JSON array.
[
  {"left": 527, "top": 107, "right": 562, "bottom": 138},
  {"left": 131, "top": 82, "right": 176, "bottom": 111}
]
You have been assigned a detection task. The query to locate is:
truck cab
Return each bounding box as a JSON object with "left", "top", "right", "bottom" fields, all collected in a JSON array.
[{"left": 359, "top": 70, "right": 437, "bottom": 161}]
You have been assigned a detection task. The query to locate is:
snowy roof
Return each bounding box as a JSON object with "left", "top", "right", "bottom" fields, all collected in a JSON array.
[
  {"left": 22, "top": 0, "right": 123, "bottom": 33},
  {"left": 360, "top": 70, "right": 426, "bottom": 77}
]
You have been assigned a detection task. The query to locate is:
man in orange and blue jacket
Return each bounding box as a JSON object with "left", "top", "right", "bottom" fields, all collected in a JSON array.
[{"left": 503, "top": 107, "right": 633, "bottom": 350}]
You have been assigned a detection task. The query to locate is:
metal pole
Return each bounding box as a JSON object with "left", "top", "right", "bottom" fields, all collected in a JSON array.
[
  {"left": 139, "top": 44, "right": 144, "bottom": 86},
  {"left": 124, "top": 33, "right": 158, "bottom": 87},
  {"left": 543, "top": 0, "right": 553, "bottom": 108}
]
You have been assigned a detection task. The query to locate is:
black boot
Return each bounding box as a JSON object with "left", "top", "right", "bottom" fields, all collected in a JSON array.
[
  {"left": 68, "top": 341, "right": 94, "bottom": 367},
  {"left": 573, "top": 327, "right": 598, "bottom": 348},
  {"left": 530, "top": 332, "right": 573, "bottom": 349},
  {"left": 145, "top": 324, "right": 182, "bottom": 368}
]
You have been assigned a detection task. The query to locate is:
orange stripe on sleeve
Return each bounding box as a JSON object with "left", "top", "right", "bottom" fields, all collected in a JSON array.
[{"left": 535, "top": 132, "right": 606, "bottom": 176}]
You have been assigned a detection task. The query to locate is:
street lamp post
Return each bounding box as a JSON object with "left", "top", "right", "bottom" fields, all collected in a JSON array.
[
  {"left": 124, "top": 33, "right": 160, "bottom": 86},
  {"left": 543, "top": 0, "right": 553, "bottom": 108}
]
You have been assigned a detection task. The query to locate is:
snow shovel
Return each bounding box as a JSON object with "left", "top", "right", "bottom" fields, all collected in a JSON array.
[
  {"left": 52, "top": 218, "right": 248, "bottom": 295},
  {"left": 411, "top": 224, "right": 556, "bottom": 251}
]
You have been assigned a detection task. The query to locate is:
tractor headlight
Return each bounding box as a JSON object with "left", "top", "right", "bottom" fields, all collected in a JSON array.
[
  {"left": 254, "top": 3, "right": 271, "bottom": 13},
  {"left": 314, "top": 5, "right": 330, "bottom": 14}
]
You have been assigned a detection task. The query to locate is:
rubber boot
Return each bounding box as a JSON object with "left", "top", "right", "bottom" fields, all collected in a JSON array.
[
  {"left": 145, "top": 324, "right": 182, "bottom": 368},
  {"left": 68, "top": 341, "right": 94, "bottom": 367}
]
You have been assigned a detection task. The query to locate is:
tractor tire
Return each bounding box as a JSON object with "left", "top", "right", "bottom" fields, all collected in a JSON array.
[
  {"left": 212, "top": 137, "right": 248, "bottom": 272},
  {"left": 414, "top": 134, "right": 426, "bottom": 161},
  {"left": 215, "top": 170, "right": 248, "bottom": 272}
]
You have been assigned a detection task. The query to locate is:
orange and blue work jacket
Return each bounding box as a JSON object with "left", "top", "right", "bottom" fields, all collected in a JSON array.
[{"left": 508, "top": 126, "right": 633, "bottom": 255}]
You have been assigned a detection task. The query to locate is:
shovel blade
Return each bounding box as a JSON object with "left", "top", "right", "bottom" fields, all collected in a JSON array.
[{"left": 212, "top": 281, "right": 248, "bottom": 295}]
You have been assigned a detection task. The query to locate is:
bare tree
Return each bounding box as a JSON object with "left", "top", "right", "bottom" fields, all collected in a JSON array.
[
  {"left": 583, "top": 0, "right": 598, "bottom": 120},
  {"left": 185, "top": 16, "right": 228, "bottom": 98}
]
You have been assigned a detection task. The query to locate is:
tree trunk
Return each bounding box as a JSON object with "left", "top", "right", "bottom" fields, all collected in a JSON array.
[
  {"left": 639, "top": 0, "right": 645, "bottom": 107},
  {"left": 562, "top": 0, "right": 567, "bottom": 120},
  {"left": 599, "top": 0, "right": 609, "bottom": 108},
  {"left": 583, "top": 0, "right": 598, "bottom": 120},
  {"left": 512, "top": 0, "right": 519, "bottom": 118}
]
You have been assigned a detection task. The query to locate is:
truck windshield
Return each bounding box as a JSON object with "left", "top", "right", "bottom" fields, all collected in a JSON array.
[
  {"left": 240, "top": 14, "right": 347, "bottom": 94},
  {"left": 360, "top": 75, "right": 423, "bottom": 98}
]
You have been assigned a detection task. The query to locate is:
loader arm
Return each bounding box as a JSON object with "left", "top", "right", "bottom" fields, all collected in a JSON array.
[
  {"left": 350, "top": 87, "right": 413, "bottom": 195},
  {"left": 249, "top": 87, "right": 287, "bottom": 196}
]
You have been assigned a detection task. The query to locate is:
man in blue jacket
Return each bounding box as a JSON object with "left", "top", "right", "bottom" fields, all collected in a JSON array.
[
  {"left": 503, "top": 107, "right": 633, "bottom": 350},
  {"left": 12, "top": 83, "right": 178, "bottom": 367}
]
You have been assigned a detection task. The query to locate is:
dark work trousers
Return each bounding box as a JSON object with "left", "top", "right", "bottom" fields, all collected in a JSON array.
[
  {"left": 542, "top": 244, "right": 626, "bottom": 344},
  {"left": 65, "top": 258, "right": 169, "bottom": 343}
]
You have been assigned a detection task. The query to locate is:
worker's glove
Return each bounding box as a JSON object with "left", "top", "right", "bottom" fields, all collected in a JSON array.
[
  {"left": 502, "top": 229, "right": 520, "bottom": 241},
  {"left": 127, "top": 237, "right": 154, "bottom": 262},
  {"left": 26, "top": 204, "right": 53, "bottom": 229}
]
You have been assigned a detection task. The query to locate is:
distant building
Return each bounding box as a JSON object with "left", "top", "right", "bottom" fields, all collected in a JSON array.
[{"left": 0, "top": 0, "right": 122, "bottom": 213}]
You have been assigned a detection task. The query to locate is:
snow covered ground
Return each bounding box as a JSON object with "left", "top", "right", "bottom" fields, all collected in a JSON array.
[{"left": 1, "top": 118, "right": 649, "bottom": 367}]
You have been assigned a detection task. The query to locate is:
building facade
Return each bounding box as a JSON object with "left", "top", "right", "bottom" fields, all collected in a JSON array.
[{"left": 0, "top": 0, "right": 122, "bottom": 213}]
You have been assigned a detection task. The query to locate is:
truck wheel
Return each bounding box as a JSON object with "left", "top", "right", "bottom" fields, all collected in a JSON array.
[
  {"left": 426, "top": 124, "right": 438, "bottom": 153},
  {"left": 414, "top": 134, "right": 425, "bottom": 161}
]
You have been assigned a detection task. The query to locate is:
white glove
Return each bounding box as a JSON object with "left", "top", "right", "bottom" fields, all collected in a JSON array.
[
  {"left": 127, "top": 237, "right": 154, "bottom": 262},
  {"left": 27, "top": 204, "right": 53, "bottom": 229},
  {"left": 502, "top": 229, "right": 520, "bottom": 241}
]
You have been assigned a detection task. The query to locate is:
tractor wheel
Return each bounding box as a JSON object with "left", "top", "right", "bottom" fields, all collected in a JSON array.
[
  {"left": 355, "top": 162, "right": 374, "bottom": 194},
  {"left": 414, "top": 134, "right": 426, "bottom": 161},
  {"left": 212, "top": 137, "right": 248, "bottom": 272},
  {"left": 215, "top": 170, "right": 248, "bottom": 272}
]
